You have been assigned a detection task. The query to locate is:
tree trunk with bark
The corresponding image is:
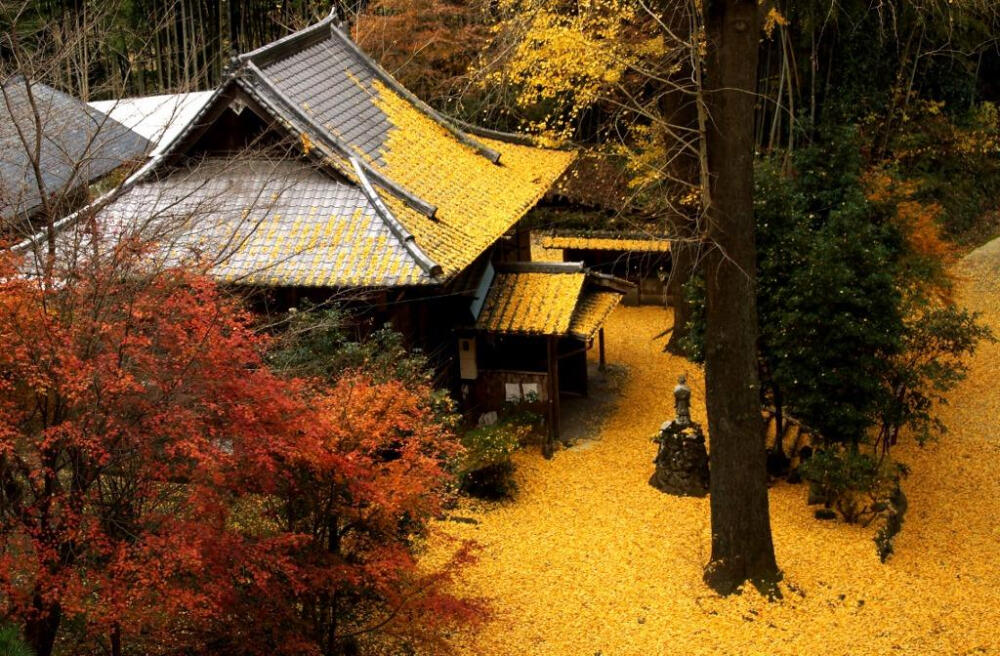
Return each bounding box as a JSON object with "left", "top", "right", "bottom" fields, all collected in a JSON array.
[
  {"left": 700, "top": 0, "right": 780, "bottom": 595},
  {"left": 25, "top": 593, "right": 60, "bottom": 656}
]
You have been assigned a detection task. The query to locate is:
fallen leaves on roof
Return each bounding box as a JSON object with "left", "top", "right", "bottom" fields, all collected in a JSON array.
[
  {"left": 475, "top": 271, "right": 585, "bottom": 336},
  {"left": 370, "top": 80, "right": 576, "bottom": 276},
  {"left": 567, "top": 290, "right": 622, "bottom": 339},
  {"left": 540, "top": 234, "right": 671, "bottom": 252},
  {"left": 95, "top": 159, "right": 432, "bottom": 288}
]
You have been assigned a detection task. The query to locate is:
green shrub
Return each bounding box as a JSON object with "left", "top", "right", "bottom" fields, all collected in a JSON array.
[
  {"left": 799, "top": 448, "right": 908, "bottom": 527},
  {"left": 0, "top": 624, "right": 34, "bottom": 656},
  {"left": 458, "top": 405, "right": 539, "bottom": 499},
  {"left": 266, "top": 304, "right": 431, "bottom": 387}
]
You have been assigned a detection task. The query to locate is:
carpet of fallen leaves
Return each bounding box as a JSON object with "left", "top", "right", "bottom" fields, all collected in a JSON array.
[{"left": 425, "top": 246, "right": 1000, "bottom": 656}]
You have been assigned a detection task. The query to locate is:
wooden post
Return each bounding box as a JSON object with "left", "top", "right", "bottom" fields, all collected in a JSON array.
[
  {"left": 598, "top": 327, "right": 606, "bottom": 372},
  {"left": 545, "top": 335, "right": 560, "bottom": 458}
]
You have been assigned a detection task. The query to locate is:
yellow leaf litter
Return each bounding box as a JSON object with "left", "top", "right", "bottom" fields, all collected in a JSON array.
[{"left": 424, "top": 243, "right": 1000, "bottom": 655}]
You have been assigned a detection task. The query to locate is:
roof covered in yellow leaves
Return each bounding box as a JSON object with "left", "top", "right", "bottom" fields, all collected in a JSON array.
[
  {"left": 93, "top": 159, "right": 434, "bottom": 287},
  {"left": 475, "top": 262, "right": 630, "bottom": 339},
  {"left": 74, "top": 14, "right": 573, "bottom": 288},
  {"left": 541, "top": 232, "right": 671, "bottom": 253},
  {"left": 243, "top": 19, "right": 575, "bottom": 283},
  {"left": 568, "top": 290, "right": 623, "bottom": 339}
]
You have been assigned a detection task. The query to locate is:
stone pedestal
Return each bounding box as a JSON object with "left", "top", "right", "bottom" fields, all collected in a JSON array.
[{"left": 649, "top": 420, "right": 710, "bottom": 497}]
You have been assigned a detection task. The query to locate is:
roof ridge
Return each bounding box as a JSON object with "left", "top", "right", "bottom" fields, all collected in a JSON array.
[
  {"left": 495, "top": 261, "right": 585, "bottom": 274},
  {"left": 326, "top": 23, "right": 503, "bottom": 165},
  {"left": 452, "top": 117, "right": 572, "bottom": 151},
  {"left": 549, "top": 228, "right": 671, "bottom": 240},
  {"left": 348, "top": 157, "right": 442, "bottom": 279},
  {"left": 237, "top": 13, "right": 337, "bottom": 67},
  {"left": 239, "top": 62, "right": 438, "bottom": 219}
]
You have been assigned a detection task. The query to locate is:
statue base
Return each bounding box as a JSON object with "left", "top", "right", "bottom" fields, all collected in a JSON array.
[{"left": 649, "top": 420, "right": 710, "bottom": 497}]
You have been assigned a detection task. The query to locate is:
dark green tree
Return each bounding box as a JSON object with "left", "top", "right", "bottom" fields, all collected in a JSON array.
[{"left": 755, "top": 135, "right": 904, "bottom": 447}]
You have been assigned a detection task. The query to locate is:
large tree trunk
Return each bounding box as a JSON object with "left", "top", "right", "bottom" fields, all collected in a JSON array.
[
  {"left": 701, "top": 0, "right": 780, "bottom": 595},
  {"left": 665, "top": 235, "right": 696, "bottom": 353}
]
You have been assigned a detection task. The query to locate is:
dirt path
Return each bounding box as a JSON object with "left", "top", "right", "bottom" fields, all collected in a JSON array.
[{"left": 430, "top": 255, "right": 1000, "bottom": 655}]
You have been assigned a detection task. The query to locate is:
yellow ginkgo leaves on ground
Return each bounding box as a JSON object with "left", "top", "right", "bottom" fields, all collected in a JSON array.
[{"left": 423, "top": 247, "right": 1000, "bottom": 655}]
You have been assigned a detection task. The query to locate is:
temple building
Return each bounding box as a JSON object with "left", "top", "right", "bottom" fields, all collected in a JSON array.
[{"left": 23, "top": 13, "right": 633, "bottom": 444}]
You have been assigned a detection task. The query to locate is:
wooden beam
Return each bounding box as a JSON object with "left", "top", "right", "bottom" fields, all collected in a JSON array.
[
  {"left": 598, "top": 327, "right": 606, "bottom": 372},
  {"left": 544, "top": 335, "right": 560, "bottom": 458}
]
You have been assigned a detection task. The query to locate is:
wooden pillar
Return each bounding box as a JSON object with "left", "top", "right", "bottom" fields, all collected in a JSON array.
[
  {"left": 516, "top": 225, "right": 532, "bottom": 262},
  {"left": 544, "top": 335, "right": 560, "bottom": 458},
  {"left": 598, "top": 327, "right": 606, "bottom": 372}
]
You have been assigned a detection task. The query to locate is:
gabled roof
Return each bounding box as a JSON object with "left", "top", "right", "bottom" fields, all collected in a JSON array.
[
  {"left": 474, "top": 262, "right": 631, "bottom": 339},
  {"left": 51, "top": 14, "right": 573, "bottom": 288},
  {"left": 234, "top": 15, "right": 575, "bottom": 281},
  {"left": 90, "top": 92, "right": 214, "bottom": 157},
  {"left": 0, "top": 77, "right": 150, "bottom": 226}
]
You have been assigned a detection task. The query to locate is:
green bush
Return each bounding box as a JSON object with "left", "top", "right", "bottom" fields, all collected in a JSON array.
[
  {"left": 0, "top": 624, "right": 34, "bottom": 656},
  {"left": 683, "top": 136, "right": 991, "bottom": 454},
  {"left": 799, "top": 448, "right": 908, "bottom": 527},
  {"left": 266, "top": 304, "right": 431, "bottom": 387},
  {"left": 458, "top": 405, "right": 539, "bottom": 499}
]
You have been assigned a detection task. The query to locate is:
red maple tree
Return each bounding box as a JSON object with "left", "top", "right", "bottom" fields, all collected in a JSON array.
[{"left": 0, "top": 242, "right": 483, "bottom": 656}]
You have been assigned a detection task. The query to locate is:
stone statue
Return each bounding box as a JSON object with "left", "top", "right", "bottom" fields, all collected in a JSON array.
[
  {"left": 650, "top": 373, "right": 709, "bottom": 497},
  {"left": 673, "top": 374, "right": 691, "bottom": 427}
]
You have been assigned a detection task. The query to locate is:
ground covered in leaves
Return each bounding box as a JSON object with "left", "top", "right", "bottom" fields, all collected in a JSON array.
[{"left": 426, "top": 245, "right": 1000, "bottom": 655}]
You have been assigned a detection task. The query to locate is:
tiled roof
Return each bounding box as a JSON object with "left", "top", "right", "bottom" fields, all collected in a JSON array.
[
  {"left": 30, "top": 16, "right": 572, "bottom": 290},
  {"left": 89, "top": 92, "right": 214, "bottom": 156},
  {"left": 1, "top": 77, "right": 150, "bottom": 224},
  {"left": 568, "top": 291, "right": 623, "bottom": 339},
  {"left": 240, "top": 18, "right": 575, "bottom": 281},
  {"left": 96, "top": 159, "right": 434, "bottom": 287},
  {"left": 475, "top": 263, "right": 630, "bottom": 338},
  {"left": 540, "top": 232, "right": 671, "bottom": 253},
  {"left": 476, "top": 269, "right": 586, "bottom": 336},
  {"left": 259, "top": 36, "right": 394, "bottom": 165}
]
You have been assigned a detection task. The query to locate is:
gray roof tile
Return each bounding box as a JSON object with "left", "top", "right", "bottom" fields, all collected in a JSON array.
[
  {"left": 261, "top": 34, "right": 393, "bottom": 164},
  {"left": 93, "top": 158, "right": 433, "bottom": 287},
  {"left": 0, "top": 78, "right": 151, "bottom": 225}
]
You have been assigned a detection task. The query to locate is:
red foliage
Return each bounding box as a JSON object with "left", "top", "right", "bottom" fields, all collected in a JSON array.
[{"left": 0, "top": 246, "right": 483, "bottom": 656}]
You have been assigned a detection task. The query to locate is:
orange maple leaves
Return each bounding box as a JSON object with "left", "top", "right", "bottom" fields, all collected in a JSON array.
[{"left": 0, "top": 247, "right": 481, "bottom": 655}]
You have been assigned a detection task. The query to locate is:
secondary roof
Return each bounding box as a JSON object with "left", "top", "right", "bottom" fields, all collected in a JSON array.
[
  {"left": 475, "top": 262, "right": 631, "bottom": 339},
  {"left": 1, "top": 77, "right": 150, "bottom": 228},
  {"left": 540, "top": 231, "right": 672, "bottom": 253}
]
